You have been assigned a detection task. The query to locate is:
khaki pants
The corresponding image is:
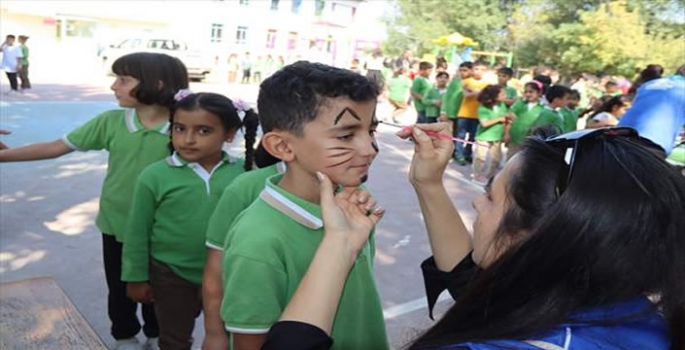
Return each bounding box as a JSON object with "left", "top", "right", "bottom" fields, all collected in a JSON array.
[
  {"left": 474, "top": 141, "right": 503, "bottom": 179},
  {"left": 149, "top": 259, "right": 202, "bottom": 350}
]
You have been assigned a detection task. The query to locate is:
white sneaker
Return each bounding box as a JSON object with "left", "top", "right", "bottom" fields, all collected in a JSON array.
[
  {"left": 115, "top": 337, "right": 143, "bottom": 350},
  {"left": 144, "top": 337, "right": 160, "bottom": 350}
]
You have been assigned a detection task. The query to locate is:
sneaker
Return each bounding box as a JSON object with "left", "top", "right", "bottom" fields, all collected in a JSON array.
[
  {"left": 454, "top": 156, "right": 467, "bottom": 166},
  {"left": 115, "top": 338, "right": 143, "bottom": 350},
  {"left": 144, "top": 337, "right": 160, "bottom": 350},
  {"left": 465, "top": 156, "right": 473, "bottom": 164}
]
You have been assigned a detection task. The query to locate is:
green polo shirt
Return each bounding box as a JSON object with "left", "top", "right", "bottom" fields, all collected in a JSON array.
[
  {"left": 476, "top": 103, "right": 507, "bottom": 142},
  {"left": 122, "top": 152, "right": 245, "bottom": 284},
  {"left": 505, "top": 85, "right": 518, "bottom": 99},
  {"left": 422, "top": 86, "right": 447, "bottom": 118},
  {"left": 532, "top": 107, "right": 565, "bottom": 133},
  {"left": 221, "top": 174, "right": 388, "bottom": 349},
  {"left": 20, "top": 45, "right": 29, "bottom": 66},
  {"left": 561, "top": 107, "right": 579, "bottom": 132},
  {"left": 63, "top": 109, "right": 170, "bottom": 242},
  {"left": 508, "top": 100, "right": 544, "bottom": 146},
  {"left": 411, "top": 76, "right": 431, "bottom": 113},
  {"left": 387, "top": 75, "right": 411, "bottom": 103},
  {"left": 441, "top": 78, "right": 463, "bottom": 119},
  {"left": 205, "top": 162, "right": 286, "bottom": 250}
]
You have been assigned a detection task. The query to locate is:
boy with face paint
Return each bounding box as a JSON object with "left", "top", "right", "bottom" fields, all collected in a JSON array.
[{"left": 220, "top": 61, "right": 388, "bottom": 350}]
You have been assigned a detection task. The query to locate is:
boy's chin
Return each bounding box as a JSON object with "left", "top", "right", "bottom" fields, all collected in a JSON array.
[{"left": 331, "top": 175, "right": 367, "bottom": 188}]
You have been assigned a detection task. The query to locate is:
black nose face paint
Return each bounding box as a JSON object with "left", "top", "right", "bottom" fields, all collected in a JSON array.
[{"left": 371, "top": 140, "right": 379, "bottom": 153}]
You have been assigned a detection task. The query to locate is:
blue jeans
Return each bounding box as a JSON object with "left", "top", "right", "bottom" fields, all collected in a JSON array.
[
  {"left": 416, "top": 111, "right": 427, "bottom": 124},
  {"left": 455, "top": 118, "right": 479, "bottom": 159}
]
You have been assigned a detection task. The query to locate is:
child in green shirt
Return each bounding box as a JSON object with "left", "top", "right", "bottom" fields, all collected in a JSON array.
[
  {"left": 505, "top": 81, "right": 545, "bottom": 157},
  {"left": 410, "top": 61, "right": 434, "bottom": 123},
  {"left": 497, "top": 67, "right": 518, "bottom": 107},
  {"left": 423, "top": 71, "right": 449, "bottom": 123},
  {"left": 387, "top": 68, "right": 412, "bottom": 123},
  {"left": 0, "top": 52, "right": 190, "bottom": 349},
  {"left": 222, "top": 61, "right": 389, "bottom": 350},
  {"left": 122, "top": 92, "right": 258, "bottom": 349},
  {"left": 473, "top": 85, "right": 508, "bottom": 184},
  {"left": 532, "top": 85, "right": 572, "bottom": 133}
]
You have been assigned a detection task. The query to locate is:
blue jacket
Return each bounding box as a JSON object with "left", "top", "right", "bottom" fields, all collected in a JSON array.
[{"left": 448, "top": 297, "right": 668, "bottom": 349}]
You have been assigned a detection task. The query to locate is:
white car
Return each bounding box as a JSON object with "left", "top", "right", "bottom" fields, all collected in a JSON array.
[{"left": 101, "top": 38, "right": 213, "bottom": 82}]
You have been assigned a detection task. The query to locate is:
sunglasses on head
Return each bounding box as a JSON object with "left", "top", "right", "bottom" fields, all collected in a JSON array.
[{"left": 545, "top": 127, "right": 640, "bottom": 197}]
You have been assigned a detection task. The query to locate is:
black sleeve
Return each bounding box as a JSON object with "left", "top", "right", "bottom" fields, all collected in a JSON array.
[
  {"left": 421, "top": 253, "right": 478, "bottom": 320},
  {"left": 261, "top": 321, "right": 333, "bottom": 350}
]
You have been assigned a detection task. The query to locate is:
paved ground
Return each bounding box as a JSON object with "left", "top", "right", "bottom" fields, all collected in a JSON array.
[{"left": 0, "top": 72, "right": 484, "bottom": 349}]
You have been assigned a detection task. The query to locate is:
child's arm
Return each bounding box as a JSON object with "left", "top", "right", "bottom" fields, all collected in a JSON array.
[
  {"left": 202, "top": 249, "right": 229, "bottom": 350},
  {"left": 0, "top": 139, "right": 73, "bottom": 162},
  {"left": 478, "top": 107, "right": 505, "bottom": 128},
  {"left": 121, "top": 175, "right": 157, "bottom": 303},
  {"left": 396, "top": 124, "right": 472, "bottom": 272}
]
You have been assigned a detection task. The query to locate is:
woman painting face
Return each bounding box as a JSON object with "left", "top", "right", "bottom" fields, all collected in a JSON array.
[{"left": 470, "top": 156, "right": 522, "bottom": 267}]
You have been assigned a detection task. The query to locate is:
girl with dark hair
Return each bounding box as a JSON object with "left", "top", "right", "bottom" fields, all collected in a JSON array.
[
  {"left": 504, "top": 81, "right": 545, "bottom": 158},
  {"left": 0, "top": 52, "right": 190, "bottom": 349},
  {"left": 121, "top": 92, "right": 250, "bottom": 350},
  {"left": 262, "top": 123, "right": 685, "bottom": 350},
  {"left": 472, "top": 85, "right": 507, "bottom": 184},
  {"left": 629, "top": 64, "right": 664, "bottom": 94},
  {"left": 585, "top": 95, "right": 631, "bottom": 129}
]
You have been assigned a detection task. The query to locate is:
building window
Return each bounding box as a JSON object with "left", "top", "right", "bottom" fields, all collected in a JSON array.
[
  {"left": 239, "top": 0, "right": 249, "bottom": 6},
  {"left": 236, "top": 26, "right": 248, "bottom": 45},
  {"left": 291, "top": 0, "right": 302, "bottom": 14},
  {"left": 266, "top": 29, "right": 277, "bottom": 49},
  {"left": 315, "top": 0, "right": 325, "bottom": 16},
  {"left": 210, "top": 23, "right": 223, "bottom": 43},
  {"left": 270, "top": 0, "right": 279, "bottom": 11},
  {"left": 287, "top": 31, "right": 298, "bottom": 50}
]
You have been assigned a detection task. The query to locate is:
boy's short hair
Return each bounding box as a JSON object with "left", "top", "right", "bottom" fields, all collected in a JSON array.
[
  {"left": 419, "top": 61, "right": 434, "bottom": 71},
  {"left": 569, "top": 89, "right": 581, "bottom": 99},
  {"left": 605, "top": 81, "right": 618, "bottom": 88},
  {"left": 258, "top": 61, "right": 380, "bottom": 137},
  {"left": 436, "top": 71, "right": 449, "bottom": 79},
  {"left": 477, "top": 84, "right": 502, "bottom": 107},
  {"left": 497, "top": 67, "right": 514, "bottom": 77},
  {"left": 459, "top": 61, "right": 473, "bottom": 69},
  {"left": 545, "top": 85, "right": 571, "bottom": 102},
  {"left": 6, "top": 35, "right": 15, "bottom": 40},
  {"left": 473, "top": 60, "right": 489, "bottom": 68},
  {"left": 112, "top": 52, "right": 190, "bottom": 108}
]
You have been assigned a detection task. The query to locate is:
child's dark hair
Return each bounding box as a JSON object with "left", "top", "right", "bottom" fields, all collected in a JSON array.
[
  {"left": 589, "top": 95, "right": 631, "bottom": 119},
  {"left": 393, "top": 67, "right": 406, "bottom": 77},
  {"left": 477, "top": 85, "right": 503, "bottom": 108},
  {"left": 568, "top": 89, "right": 581, "bottom": 100},
  {"left": 605, "top": 80, "right": 618, "bottom": 89},
  {"left": 545, "top": 85, "right": 570, "bottom": 103},
  {"left": 112, "top": 52, "right": 189, "bottom": 109},
  {"left": 459, "top": 61, "right": 473, "bottom": 69},
  {"left": 533, "top": 74, "right": 552, "bottom": 93},
  {"left": 419, "top": 61, "right": 434, "bottom": 71},
  {"left": 497, "top": 67, "right": 514, "bottom": 78},
  {"left": 524, "top": 81, "right": 544, "bottom": 94},
  {"left": 6, "top": 34, "right": 15, "bottom": 40},
  {"left": 257, "top": 61, "right": 379, "bottom": 137},
  {"left": 436, "top": 71, "right": 449, "bottom": 79},
  {"left": 171, "top": 93, "right": 259, "bottom": 171}
]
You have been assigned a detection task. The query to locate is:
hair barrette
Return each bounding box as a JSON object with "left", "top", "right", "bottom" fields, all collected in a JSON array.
[{"left": 174, "top": 89, "right": 193, "bottom": 102}]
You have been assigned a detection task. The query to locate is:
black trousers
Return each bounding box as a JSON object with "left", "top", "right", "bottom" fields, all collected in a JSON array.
[
  {"left": 102, "top": 234, "right": 159, "bottom": 340},
  {"left": 5, "top": 72, "right": 18, "bottom": 91}
]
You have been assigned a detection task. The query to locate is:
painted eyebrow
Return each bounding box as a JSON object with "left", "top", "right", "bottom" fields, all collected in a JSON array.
[
  {"left": 484, "top": 176, "right": 495, "bottom": 194},
  {"left": 333, "top": 107, "right": 362, "bottom": 125}
]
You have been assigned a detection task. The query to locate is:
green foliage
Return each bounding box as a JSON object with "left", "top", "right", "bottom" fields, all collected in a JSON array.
[{"left": 384, "top": 0, "right": 685, "bottom": 76}]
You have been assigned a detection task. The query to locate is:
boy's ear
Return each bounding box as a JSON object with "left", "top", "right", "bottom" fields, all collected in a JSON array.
[{"left": 261, "top": 131, "right": 294, "bottom": 162}]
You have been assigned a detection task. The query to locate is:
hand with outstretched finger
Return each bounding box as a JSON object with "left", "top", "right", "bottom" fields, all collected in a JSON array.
[
  {"left": 317, "top": 171, "right": 384, "bottom": 259},
  {"left": 396, "top": 123, "right": 454, "bottom": 186}
]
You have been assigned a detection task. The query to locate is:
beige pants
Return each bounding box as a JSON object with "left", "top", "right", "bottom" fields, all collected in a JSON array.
[{"left": 474, "top": 141, "right": 503, "bottom": 179}]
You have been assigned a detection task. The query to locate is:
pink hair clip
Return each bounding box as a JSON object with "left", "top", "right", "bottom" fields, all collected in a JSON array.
[
  {"left": 233, "top": 99, "right": 250, "bottom": 120},
  {"left": 174, "top": 89, "right": 193, "bottom": 102}
]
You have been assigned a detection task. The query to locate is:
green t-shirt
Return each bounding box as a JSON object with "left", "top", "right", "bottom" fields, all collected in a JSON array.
[
  {"left": 122, "top": 153, "right": 245, "bottom": 284},
  {"left": 476, "top": 103, "right": 507, "bottom": 141},
  {"left": 387, "top": 75, "right": 411, "bottom": 103},
  {"left": 64, "top": 109, "right": 170, "bottom": 241},
  {"left": 441, "top": 78, "right": 463, "bottom": 119},
  {"left": 205, "top": 162, "right": 286, "bottom": 250},
  {"left": 505, "top": 85, "right": 518, "bottom": 99},
  {"left": 561, "top": 107, "right": 579, "bottom": 132},
  {"left": 221, "top": 174, "right": 388, "bottom": 350},
  {"left": 532, "top": 108, "right": 565, "bottom": 133},
  {"left": 508, "top": 100, "right": 544, "bottom": 145},
  {"left": 20, "top": 45, "right": 29, "bottom": 65},
  {"left": 423, "top": 86, "right": 447, "bottom": 118},
  {"left": 411, "top": 76, "right": 431, "bottom": 113}
]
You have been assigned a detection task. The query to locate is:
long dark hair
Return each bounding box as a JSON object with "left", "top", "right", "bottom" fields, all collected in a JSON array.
[
  {"left": 588, "top": 95, "right": 631, "bottom": 119},
  {"left": 171, "top": 93, "right": 259, "bottom": 170},
  {"left": 409, "top": 136, "right": 685, "bottom": 349}
]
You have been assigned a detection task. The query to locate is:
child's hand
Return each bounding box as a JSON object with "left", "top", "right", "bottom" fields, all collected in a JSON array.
[
  {"left": 126, "top": 282, "right": 154, "bottom": 303},
  {"left": 438, "top": 113, "right": 449, "bottom": 122},
  {"left": 317, "top": 172, "right": 384, "bottom": 259},
  {"left": 504, "top": 113, "right": 516, "bottom": 123},
  {"left": 433, "top": 100, "right": 442, "bottom": 107},
  {"left": 396, "top": 123, "right": 454, "bottom": 186},
  {"left": 503, "top": 135, "right": 511, "bottom": 145}
]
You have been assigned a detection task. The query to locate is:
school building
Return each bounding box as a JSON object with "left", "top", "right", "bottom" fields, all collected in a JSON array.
[{"left": 0, "top": 0, "right": 385, "bottom": 70}]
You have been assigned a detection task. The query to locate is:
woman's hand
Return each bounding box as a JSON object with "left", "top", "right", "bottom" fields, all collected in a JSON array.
[
  {"left": 396, "top": 123, "right": 454, "bottom": 187},
  {"left": 317, "top": 172, "right": 384, "bottom": 261}
]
